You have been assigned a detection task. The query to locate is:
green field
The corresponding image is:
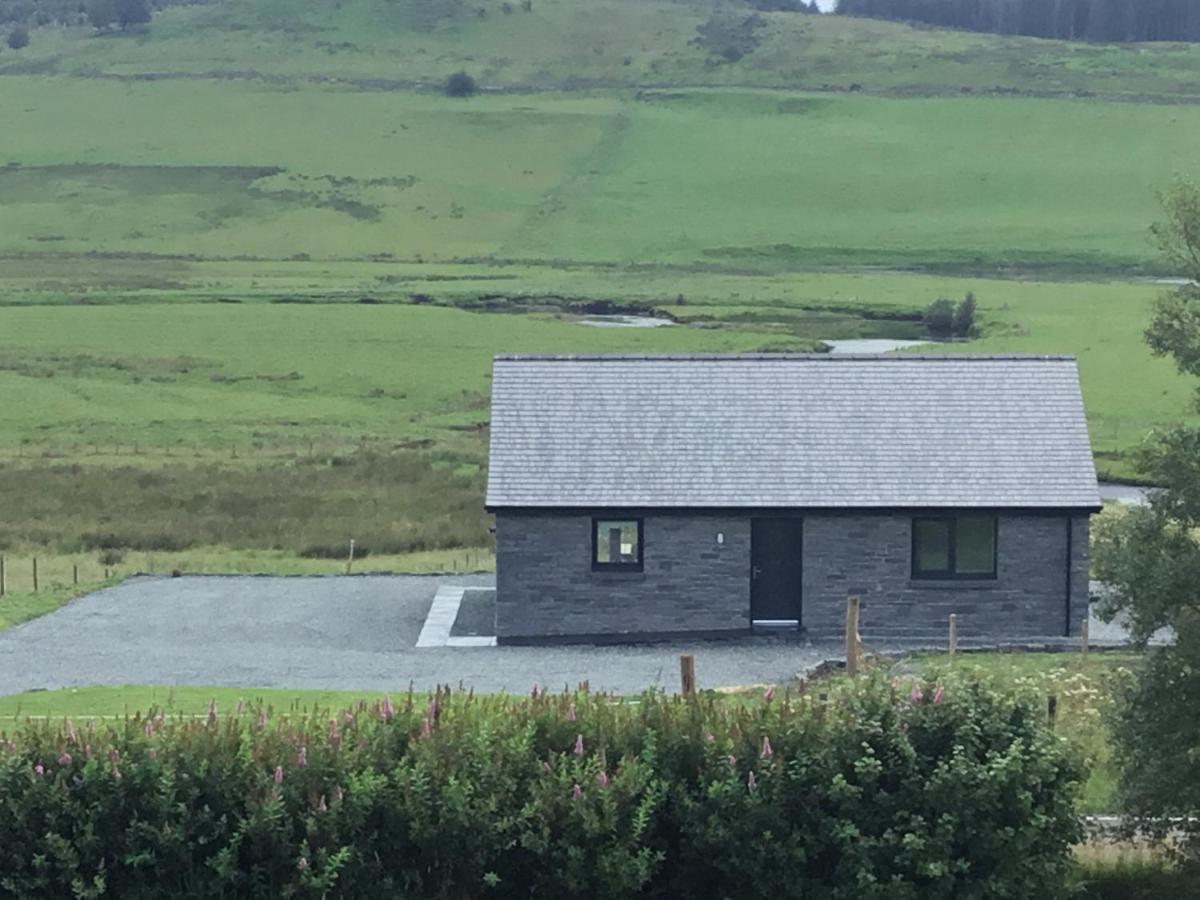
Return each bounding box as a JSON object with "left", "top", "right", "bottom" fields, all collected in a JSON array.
[{"left": 1, "top": 0, "right": 1198, "bottom": 568}]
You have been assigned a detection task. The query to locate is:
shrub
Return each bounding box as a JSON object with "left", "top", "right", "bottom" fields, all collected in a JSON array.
[
  {"left": 953, "top": 290, "right": 977, "bottom": 337},
  {"left": 444, "top": 70, "right": 478, "bottom": 97},
  {"left": 925, "top": 292, "right": 977, "bottom": 338},
  {"left": 97, "top": 547, "right": 125, "bottom": 566},
  {"left": 0, "top": 674, "right": 1082, "bottom": 898},
  {"left": 6, "top": 25, "right": 28, "bottom": 49},
  {"left": 924, "top": 297, "right": 956, "bottom": 337}
]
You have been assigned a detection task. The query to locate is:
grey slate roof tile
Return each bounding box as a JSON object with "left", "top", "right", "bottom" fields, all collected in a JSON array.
[{"left": 485, "top": 354, "right": 1101, "bottom": 509}]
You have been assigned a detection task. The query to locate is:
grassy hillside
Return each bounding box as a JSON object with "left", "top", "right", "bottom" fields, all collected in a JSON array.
[
  {"left": 7, "top": 0, "right": 1200, "bottom": 99},
  {"left": 0, "top": 80, "right": 1195, "bottom": 274},
  {"left": 0, "top": 0, "right": 1196, "bottom": 567}
]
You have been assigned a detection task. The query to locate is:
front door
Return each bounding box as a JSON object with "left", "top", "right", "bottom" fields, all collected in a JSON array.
[{"left": 750, "top": 518, "right": 803, "bottom": 626}]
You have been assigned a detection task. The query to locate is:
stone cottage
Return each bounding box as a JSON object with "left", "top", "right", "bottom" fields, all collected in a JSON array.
[{"left": 485, "top": 354, "right": 1100, "bottom": 644}]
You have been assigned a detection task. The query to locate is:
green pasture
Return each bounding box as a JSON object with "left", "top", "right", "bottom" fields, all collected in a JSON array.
[{"left": 1, "top": 78, "right": 1197, "bottom": 272}]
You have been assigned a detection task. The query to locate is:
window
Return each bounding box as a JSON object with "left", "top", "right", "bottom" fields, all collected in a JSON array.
[
  {"left": 592, "top": 518, "right": 642, "bottom": 571},
  {"left": 911, "top": 516, "right": 996, "bottom": 579}
]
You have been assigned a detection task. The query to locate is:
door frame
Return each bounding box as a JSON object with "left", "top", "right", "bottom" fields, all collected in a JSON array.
[{"left": 749, "top": 516, "right": 803, "bottom": 629}]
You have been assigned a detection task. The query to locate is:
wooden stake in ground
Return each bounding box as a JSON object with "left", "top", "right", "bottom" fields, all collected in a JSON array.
[
  {"left": 0, "top": 555, "right": 5, "bottom": 597},
  {"left": 845, "top": 595, "right": 861, "bottom": 676},
  {"left": 346, "top": 539, "right": 356, "bottom": 575},
  {"left": 32, "top": 557, "right": 38, "bottom": 593},
  {"left": 1081, "top": 618, "right": 1089, "bottom": 658},
  {"left": 948, "top": 613, "right": 958, "bottom": 658},
  {"left": 73, "top": 564, "right": 78, "bottom": 586},
  {"left": 679, "top": 654, "right": 696, "bottom": 695}
]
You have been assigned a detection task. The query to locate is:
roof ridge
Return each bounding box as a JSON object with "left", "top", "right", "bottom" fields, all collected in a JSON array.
[{"left": 493, "top": 353, "right": 1077, "bottom": 362}]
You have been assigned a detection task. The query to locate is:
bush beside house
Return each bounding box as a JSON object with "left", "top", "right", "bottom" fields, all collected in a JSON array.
[{"left": 0, "top": 675, "right": 1082, "bottom": 898}]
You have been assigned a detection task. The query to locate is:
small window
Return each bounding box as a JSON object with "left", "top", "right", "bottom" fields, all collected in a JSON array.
[
  {"left": 912, "top": 516, "right": 996, "bottom": 580},
  {"left": 593, "top": 519, "right": 642, "bottom": 571}
]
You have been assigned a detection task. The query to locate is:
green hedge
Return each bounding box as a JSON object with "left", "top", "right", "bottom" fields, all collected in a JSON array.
[{"left": 0, "top": 675, "right": 1083, "bottom": 899}]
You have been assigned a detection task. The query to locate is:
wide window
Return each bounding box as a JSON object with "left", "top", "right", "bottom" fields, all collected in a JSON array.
[
  {"left": 592, "top": 519, "right": 643, "bottom": 571},
  {"left": 911, "top": 516, "right": 996, "bottom": 579}
]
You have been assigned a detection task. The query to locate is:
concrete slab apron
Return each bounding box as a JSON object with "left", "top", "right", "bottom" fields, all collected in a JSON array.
[{"left": 417, "top": 586, "right": 496, "bottom": 648}]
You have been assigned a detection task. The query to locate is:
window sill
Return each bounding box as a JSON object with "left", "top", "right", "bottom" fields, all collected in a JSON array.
[{"left": 906, "top": 579, "right": 1000, "bottom": 591}]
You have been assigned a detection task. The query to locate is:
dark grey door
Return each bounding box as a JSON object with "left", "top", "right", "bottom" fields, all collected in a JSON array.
[{"left": 750, "top": 518, "right": 803, "bottom": 624}]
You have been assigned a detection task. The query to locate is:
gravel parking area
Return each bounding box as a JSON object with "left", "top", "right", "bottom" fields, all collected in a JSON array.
[
  {"left": 0, "top": 575, "right": 1155, "bottom": 697},
  {"left": 0, "top": 575, "right": 838, "bottom": 696}
]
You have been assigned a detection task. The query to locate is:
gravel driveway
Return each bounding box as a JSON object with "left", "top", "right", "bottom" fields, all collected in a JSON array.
[
  {"left": 0, "top": 575, "right": 1155, "bottom": 697},
  {"left": 0, "top": 575, "right": 840, "bottom": 696}
]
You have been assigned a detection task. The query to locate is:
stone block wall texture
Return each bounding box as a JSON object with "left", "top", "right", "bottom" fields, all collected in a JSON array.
[
  {"left": 800, "top": 513, "right": 1090, "bottom": 641},
  {"left": 495, "top": 513, "right": 750, "bottom": 641},
  {"left": 494, "top": 511, "right": 1089, "bottom": 642}
]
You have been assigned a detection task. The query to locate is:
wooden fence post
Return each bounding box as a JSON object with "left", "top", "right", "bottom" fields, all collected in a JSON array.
[
  {"left": 73, "top": 564, "right": 78, "bottom": 586},
  {"left": 680, "top": 654, "right": 696, "bottom": 696},
  {"left": 0, "top": 555, "right": 5, "bottom": 597},
  {"left": 845, "top": 595, "right": 861, "bottom": 676},
  {"left": 948, "top": 613, "right": 957, "bottom": 658},
  {"left": 32, "top": 557, "right": 38, "bottom": 593},
  {"left": 1081, "top": 619, "right": 1089, "bottom": 659},
  {"left": 346, "top": 539, "right": 355, "bottom": 575}
]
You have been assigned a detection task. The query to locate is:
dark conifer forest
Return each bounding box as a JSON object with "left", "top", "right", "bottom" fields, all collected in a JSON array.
[{"left": 836, "top": 0, "right": 1200, "bottom": 42}]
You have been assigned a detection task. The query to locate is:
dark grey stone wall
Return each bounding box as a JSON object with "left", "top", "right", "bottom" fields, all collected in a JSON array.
[
  {"left": 800, "top": 514, "right": 1090, "bottom": 641},
  {"left": 494, "top": 510, "right": 1090, "bottom": 643},
  {"left": 495, "top": 512, "right": 750, "bottom": 641}
]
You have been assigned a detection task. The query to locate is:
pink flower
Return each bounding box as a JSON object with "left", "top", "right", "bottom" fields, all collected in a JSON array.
[
  {"left": 421, "top": 717, "right": 431, "bottom": 738},
  {"left": 726, "top": 755, "right": 737, "bottom": 767},
  {"left": 761, "top": 737, "right": 773, "bottom": 759},
  {"left": 317, "top": 795, "right": 327, "bottom": 812},
  {"left": 890, "top": 676, "right": 900, "bottom": 690},
  {"left": 571, "top": 783, "right": 582, "bottom": 800},
  {"left": 207, "top": 699, "right": 217, "bottom": 726},
  {"left": 573, "top": 734, "right": 584, "bottom": 756},
  {"left": 381, "top": 695, "right": 394, "bottom": 721},
  {"left": 148, "top": 749, "right": 157, "bottom": 761},
  {"left": 933, "top": 686, "right": 944, "bottom": 705},
  {"left": 344, "top": 713, "right": 354, "bottom": 725},
  {"left": 910, "top": 683, "right": 923, "bottom": 704},
  {"left": 235, "top": 701, "right": 244, "bottom": 715},
  {"left": 273, "top": 766, "right": 284, "bottom": 785},
  {"left": 747, "top": 770, "right": 757, "bottom": 791},
  {"left": 297, "top": 747, "right": 307, "bottom": 768},
  {"left": 764, "top": 685, "right": 775, "bottom": 702},
  {"left": 567, "top": 702, "right": 576, "bottom": 722},
  {"left": 596, "top": 771, "right": 609, "bottom": 788},
  {"left": 531, "top": 684, "right": 540, "bottom": 700},
  {"left": 58, "top": 752, "right": 72, "bottom": 766},
  {"left": 109, "top": 748, "right": 120, "bottom": 765},
  {"left": 144, "top": 719, "right": 154, "bottom": 739},
  {"left": 256, "top": 708, "right": 267, "bottom": 730},
  {"left": 64, "top": 719, "right": 75, "bottom": 742},
  {"left": 427, "top": 698, "right": 439, "bottom": 722},
  {"left": 33, "top": 763, "right": 44, "bottom": 776},
  {"left": 705, "top": 733, "right": 714, "bottom": 743}
]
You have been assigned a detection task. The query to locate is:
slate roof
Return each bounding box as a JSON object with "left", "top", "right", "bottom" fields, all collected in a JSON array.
[{"left": 485, "top": 354, "right": 1101, "bottom": 510}]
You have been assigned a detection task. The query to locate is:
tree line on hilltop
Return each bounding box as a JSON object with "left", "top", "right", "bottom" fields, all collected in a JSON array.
[{"left": 836, "top": 0, "right": 1200, "bottom": 42}]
